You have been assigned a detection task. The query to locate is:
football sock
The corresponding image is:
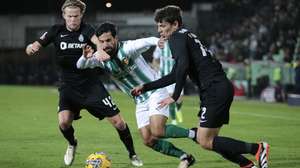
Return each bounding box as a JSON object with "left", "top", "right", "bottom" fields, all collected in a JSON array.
[
  {"left": 59, "top": 126, "right": 76, "bottom": 145},
  {"left": 163, "top": 124, "right": 189, "bottom": 138},
  {"left": 212, "top": 136, "right": 258, "bottom": 156},
  {"left": 220, "top": 152, "right": 253, "bottom": 167},
  {"left": 116, "top": 124, "right": 136, "bottom": 157},
  {"left": 151, "top": 139, "right": 185, "bottom": 158},
  {"left": 169, "top": 103, "right": 176, "bottom": 120}
]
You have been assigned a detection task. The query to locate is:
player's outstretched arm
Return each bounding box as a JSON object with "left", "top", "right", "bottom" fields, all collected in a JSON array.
[
  {"left": 25, "top": 41, "right": 41, "bottom": 56},
  {"left": 77, "top": 45, "right": 104, "bottom": 69}
]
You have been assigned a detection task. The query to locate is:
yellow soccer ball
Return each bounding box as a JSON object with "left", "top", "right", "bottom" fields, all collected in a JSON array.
[{"left": 85, "top": 152, "right": 112, "bottom": 168}]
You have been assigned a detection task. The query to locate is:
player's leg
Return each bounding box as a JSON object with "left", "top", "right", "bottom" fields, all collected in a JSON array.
[
  {"left": 58, "top": 110, "right": 78, "bottom": 166},
  {"left": 106, "top": 114, "right": 143, "bottom": 167},
  {"left": 139, "top": 126, "right": 195, "bottom": 167},
  {"left": 85, "top": 84, "right": 142, "bottom": 167},
  {"left": 136, "top": 99, "right": 195, "bottom": 167},
  {"left": 58, "top": 87, "right": 80, "bottom": 166},
  {"left": 197, "top": 127, "right": 256, "bottom": 167},
  {"left": 58, "top": 110, "right": 76, "bottom": 146},
  {"left": 149, "top": 114, "right": 195, "bottom": 139},
  {"left": 197, "top": 79, "right": 268, "bottom": 168},
  {"left": 148, "top": 89, "right": 196, "bottom": 140}
]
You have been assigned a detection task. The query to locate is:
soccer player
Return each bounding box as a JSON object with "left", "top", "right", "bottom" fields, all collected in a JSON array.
[
  {"left": 25, "top": 0, "right": 142, "bottom": 166},
  {"left": 77, "top": 22, "right": 196, "bottom": 168},
  {"left": 152, "top": 40, "right": 184, "bottom": 125},
  {"left": 131, "top": 5, "right": 270, "bottom": 168}
]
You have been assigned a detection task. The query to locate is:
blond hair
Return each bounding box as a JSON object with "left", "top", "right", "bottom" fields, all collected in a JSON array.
[{"left": 61, "top": 0, "right": 86, "bottom": 14}]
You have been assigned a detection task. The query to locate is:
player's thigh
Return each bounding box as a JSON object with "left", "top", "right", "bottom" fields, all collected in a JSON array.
[
  {"left": 199, "top": 80, "right": 233, "bottom": 128},
  {"left": 136, "top": 101, "right": 150, "bottom": 129},
  {"left": 149, "top": 115, "right": 168, "bottom": 137},
  {"left": 148, "top": 89, "right": 169, "bottom": 117},
  {"left": 58, "top": 87, "right": 82, "bottom": 124},
  {"left": 85, "top": 86, "right": 120, "bottom": 120}
]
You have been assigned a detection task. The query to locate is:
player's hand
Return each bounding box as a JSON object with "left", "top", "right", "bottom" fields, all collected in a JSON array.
[
  {"left": 131, "top": 85, "right": 144, "bottom": 96},
  {"left": 82, "top": 45, "right": 94, "bottom": 58},
  {"left": 158, "top": 37, "right": 166, "bottom": 49},
  {"left": 158, "top": 97, "right": 175, "bottom": 109},
  {"left": 95, "top": 49, "right": 111, "bottom": 61},
  {"left": 25, "top": 43, "right": 39, "bottom": 56}
]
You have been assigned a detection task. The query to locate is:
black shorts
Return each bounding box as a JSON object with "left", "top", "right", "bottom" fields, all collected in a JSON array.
[
  {"left": 198, "top": 78, "right": 234, "bottom": 128},
  {"left": 58, "top": 83, "right": 120, "bottom": 120}
]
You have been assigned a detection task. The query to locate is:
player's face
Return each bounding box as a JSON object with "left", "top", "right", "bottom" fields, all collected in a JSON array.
[
  {"left": 63, "top": 6, "right": 83, "bottom": 31},
  {"left": 98, "top": 32, "right": 118, "bottom": 56},
  {"left": 157, "top": 20, "right": 179, "bottom": 39}
]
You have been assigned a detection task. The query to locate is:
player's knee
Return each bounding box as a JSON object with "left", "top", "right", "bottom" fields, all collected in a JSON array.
[
  {"left": 199, "top": 138, "right": 213, "bottom": 150},
  {"left": 113, "top": 119, "right": 126, "bottom": 130},
  {"left": 142, "top": 136, "right": 155, "bottom": 147},
  {"left": 59, "top": 121, "right": 72, "bottom": 130},
  {"left": 150, "top": 127, "right": 164, "bottom": 138},
  {"left": 151, "top": 130, "right": 164, "bottom": 138}
]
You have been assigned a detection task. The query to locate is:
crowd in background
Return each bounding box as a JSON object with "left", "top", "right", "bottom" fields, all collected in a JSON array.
[
  {"left": 209, "top": 0, "right": 300, "bottom": 63},
  {"left": 0, "top": 0, "right": 299, "bottom": 98}
]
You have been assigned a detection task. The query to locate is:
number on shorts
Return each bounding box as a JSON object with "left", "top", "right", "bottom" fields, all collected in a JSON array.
[{"left": 102, "top": 96, "right": 116, "bottom": 107}]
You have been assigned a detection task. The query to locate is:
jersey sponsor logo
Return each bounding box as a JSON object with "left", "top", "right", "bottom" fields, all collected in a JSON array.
[
  {"left": 122, "top": 58, "right": 129, "bottom": 65},
  {"left": 78, "top": 34, "right": 84, "bottom": 42},
  {"left": 40, "top": 32, "right": 47, "bottom": 40},
  {"left": 60, "top": 42, "right": 85, "bottom": 50},
  {"left": 60, "top": 34, "right": 69, "bottom": 38}
]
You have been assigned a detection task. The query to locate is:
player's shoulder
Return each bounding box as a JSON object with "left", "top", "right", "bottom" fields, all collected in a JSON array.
[
  {"left": 81, "top": 23, "right": 94, "bottom": 30},
  {"left": 170, "top": 27, "right": 189, "bottom": 41}
]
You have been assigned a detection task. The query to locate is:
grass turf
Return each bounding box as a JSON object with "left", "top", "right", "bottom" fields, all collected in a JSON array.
[{"left": 0, "top": 85, "right": 299, "bottom": 168}]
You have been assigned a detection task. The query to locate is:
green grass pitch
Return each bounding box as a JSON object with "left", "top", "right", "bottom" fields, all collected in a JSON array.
[{"left": 0, "top": 85, "right": 299, "bottom": 168}]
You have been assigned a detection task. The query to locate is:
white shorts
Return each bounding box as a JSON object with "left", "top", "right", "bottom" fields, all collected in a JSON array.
[
  {"left": 165, "top": 83, "right": 184, "bottom": 96},
  {"left": 135, "top": 88, "right": 169, "bottom": 129}
]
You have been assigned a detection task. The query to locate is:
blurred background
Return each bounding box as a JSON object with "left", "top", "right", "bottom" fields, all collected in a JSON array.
[{"left": 1, "top": 0, "right": 300, "bottom": 105}]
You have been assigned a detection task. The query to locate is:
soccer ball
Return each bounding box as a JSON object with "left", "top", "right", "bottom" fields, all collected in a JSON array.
[{"left": 85, "top": 152, "right": 112, "bottom": 168}]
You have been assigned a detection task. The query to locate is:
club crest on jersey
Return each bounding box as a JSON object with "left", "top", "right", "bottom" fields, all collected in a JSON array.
[
  {"left": 122, "top": 58, "right": 129, "bottom": 65},
  {"left": 78, "top": 34, "right": 84, "bottom": 42}
]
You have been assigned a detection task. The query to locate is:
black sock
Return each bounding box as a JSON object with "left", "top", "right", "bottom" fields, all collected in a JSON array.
[
  {"left": 212, "top": 136, "right": 259, "bottom": 166},
  {"left": 59, "top": 126, "right": 76, "bottom": 145},
  {"left": 212, "top": 136, "right": 255, "bottom": 155},
  {"left": 250, "top": 143, "right": 259, "bottom": 155},
  {"left": 116, "top": 124, "right": 136, "bottom": 157},
  {"left": 221, "top": 152, "right": 253, "bottom": 167}
]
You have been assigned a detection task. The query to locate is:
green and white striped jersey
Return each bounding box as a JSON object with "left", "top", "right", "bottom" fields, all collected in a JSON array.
[
  {"left": 77, "top": 37, "right": 159, "bottom": 103},
  {"left": 153, "top": 42, "right": 174, "bottom": 77}
]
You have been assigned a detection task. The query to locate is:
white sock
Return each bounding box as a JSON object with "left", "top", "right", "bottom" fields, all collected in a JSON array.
[{"left": 188, "top": 130, "right": 195, "bottom": 139}]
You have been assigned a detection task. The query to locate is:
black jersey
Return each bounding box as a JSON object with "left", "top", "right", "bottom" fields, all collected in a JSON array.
[
  {"left": 38, "top": 23, "right": 100, "bottom": 87},
  {"left": 143, "top": 27, "right": 226, "bottom": 100}
]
